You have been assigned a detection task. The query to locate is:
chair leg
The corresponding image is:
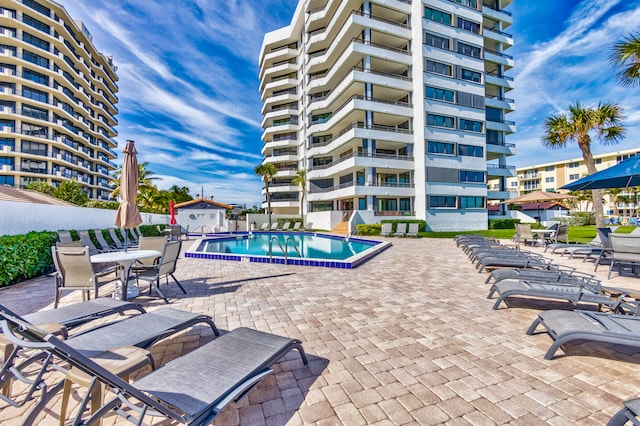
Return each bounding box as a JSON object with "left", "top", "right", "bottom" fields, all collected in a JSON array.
[{"left": 170, "top": 273, "right": 186, "bottom": 294}]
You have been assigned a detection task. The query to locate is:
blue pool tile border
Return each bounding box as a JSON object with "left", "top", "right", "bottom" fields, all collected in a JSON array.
[{"left": 185, "top": 232, "right": 391, "bottom": 269}]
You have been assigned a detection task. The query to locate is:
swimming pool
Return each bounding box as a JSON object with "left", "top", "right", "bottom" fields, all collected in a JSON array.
[{"left": 185, "top": 232, "right": 391, "bottom": 268}]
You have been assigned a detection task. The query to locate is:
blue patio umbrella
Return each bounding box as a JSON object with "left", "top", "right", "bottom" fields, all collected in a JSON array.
[{"left": 560, "top": 156, "right": 640, "bottom": 191}]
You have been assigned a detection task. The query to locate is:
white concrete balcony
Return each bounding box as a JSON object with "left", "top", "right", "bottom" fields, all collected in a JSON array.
[
  {"left": 308, "top": 182, "right": 414, "bottom": 201},
  {"left": 486, "top": 164, "right": 516, "bottom": 178},
  {"left": 260, "top": 63, "right": 298, "bottom": 91},
  {"left": 262, "top": 96, "right": 298, "bottom": 115},
  {"left": 484, "top": 49, "right": 514, "bottom": 69},
  {"left": 261, "top": 47, "right": 298, "bottom": 69},
  {"left": 261, "top": 108, "right": 298, "bottom": 128},
  {"left": 483, "top": 26, "right": 514, "bottom": 47},
  {"left": 269, "top": 183, "right": 298, "bottom": 193},
  {"left": 486, "top": 118, "right": 516, "bottom": 134},
  {"left": 261, "top": 138, "right": 298, "bottom": 155},
  {"left": 485, "top": 73, "right": 515, "bottom": 90},
  {"left": 261, "top": 77, "right": 299, "bottom": 101},
  {"left": 307, "top": 152, "right": 414, "bottom": 178},
  {"left": 487, "top": 190, "right": 513, "bottom": 200},
  {"left": 264, "top": 153, "right": 298, "bottom": 164},
  {"left": 485, "top": 94, "right": 514, "bottom": 112},
  {"left": 482, "top": 4, "right": 513, "bottom": 27},
  {"left": 308, "top": 123, "right": 413, "bottom": 156},
  {"left": 486, "top": 140, "right": 516, "bottom": 159},
  {"left": 262, "top": 123, "right": 299, "bottom": 140}
]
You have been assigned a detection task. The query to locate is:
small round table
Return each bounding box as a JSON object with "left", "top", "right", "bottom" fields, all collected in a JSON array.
[{"left": 90, "top": 250, "right": 161, "bottom": 300}]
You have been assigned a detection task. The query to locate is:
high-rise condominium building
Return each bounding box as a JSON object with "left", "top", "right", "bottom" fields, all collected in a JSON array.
[
  {"left": 0, "top": 0, "right": 118, "bottom": 200},
  {"left": 258, "top": 0, "right": 515, "bottom": 231}
]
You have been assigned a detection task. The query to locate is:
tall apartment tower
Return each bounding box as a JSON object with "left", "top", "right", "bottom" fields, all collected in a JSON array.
[
  {"left": 258, "top": 0, "right": 515, "bottom": 231},
  {"left": 0, "top": 0, "right": 119, "bottom": 200}
]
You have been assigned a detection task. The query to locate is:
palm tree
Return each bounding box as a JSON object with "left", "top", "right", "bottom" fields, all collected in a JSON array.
[
  {"left": 611, "top": 33, "right": 640, "bottom": 87},
  {"left": 109, "top": 162, "right": 160, "bottom": 198},
  {"left": 542, "top": 102, "right": 626, "bottom": 228},
  {"left": 254, "top": 163, "right": 277, "bottom": 227},
  {"left": 292, "top": 169, "right": 307, "bottom": 218}
]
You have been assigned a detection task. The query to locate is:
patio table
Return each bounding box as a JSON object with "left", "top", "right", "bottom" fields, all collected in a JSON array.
[{"left": 90, "top": 250, "right": 161, "bottom": 300}]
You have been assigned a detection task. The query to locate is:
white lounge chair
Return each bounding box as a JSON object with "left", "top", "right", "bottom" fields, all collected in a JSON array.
[
  {"left": 406, "top": 223, "right": 419, "bottom": 237},
  {"left": 393, "top": 223, "right": 407, "bottom": 237}
]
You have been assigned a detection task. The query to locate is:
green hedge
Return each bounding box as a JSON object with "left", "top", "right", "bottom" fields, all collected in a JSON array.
[
  {"left": 355, "top": 224, "right": 382, "bottom": 235},
  {"left": 488, "top": 218, "right": 520, "bottom": 229},
  {"left": 0, "top": 231, "right": 57, "bottom": 288},
  {"left": 0, "top": 225, "right": 163, "bottom": 288}
]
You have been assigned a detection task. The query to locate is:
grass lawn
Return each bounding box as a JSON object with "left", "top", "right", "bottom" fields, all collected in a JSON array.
[{"left": 418, "top": 225, "right": 638, "bottom": 243}]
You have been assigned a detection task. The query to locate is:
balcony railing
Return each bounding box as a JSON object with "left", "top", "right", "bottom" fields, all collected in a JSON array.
[
  {"left": 483, "top": 3, "right": 512, "bottom": 16},
  {"left": 485, "top": 94, "right": 514, "bottom": 103},
  {"left": 483, "top": 27, "right": 513, "bottom": 38},
  {"left": 487, "top": 139, "right": 516, "bottom": 148},
  {"left": 309, "top": 151, "right": 413, "bottom": 170},
  {"left": 310, "top": 122, "right": 413, "bottom": 148},
  {"left": 487, "top": 164, "right": 516, "bottom": 171},
  {"left": 374, "top": 210, "right": 414, "bottom": 216},
  {"left": 486, "top": 117, "right": 515, "bottom": 125},
  {"left": 309, "top": 181, "right": 414, "bottom": 194},
  {"left": 351, "top": 10, "right": 411, "bottom": 30},
  {"left": 485, "top": 71, "right": 514, "bottom": 81},
  {"left": 484, "top": 49, "right": 513, "bottom": 60},
  {"left": 310, "top": 95, "right": 410, "bottom": 125}
]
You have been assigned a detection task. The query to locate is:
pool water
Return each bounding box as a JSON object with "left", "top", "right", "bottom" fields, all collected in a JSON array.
[{"left": 186, "top": 232, "right": 390, "bottom": 268}]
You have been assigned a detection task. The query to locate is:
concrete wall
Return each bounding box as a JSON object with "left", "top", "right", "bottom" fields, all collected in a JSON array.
[
  {"left": 306, "top": 211, "right": 343, "bottom": 231},
  {"left": 0, "top": 200, "right": 169, "bottom": 236}
]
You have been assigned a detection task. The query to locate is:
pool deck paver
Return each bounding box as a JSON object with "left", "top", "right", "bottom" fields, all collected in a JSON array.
[{"left": 1, "top": 237, "right": 640, "bottom": 425}]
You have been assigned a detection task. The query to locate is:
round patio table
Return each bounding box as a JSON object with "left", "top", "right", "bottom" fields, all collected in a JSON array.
[{"left": 90, "top": 250, "right": 161, "bottom": 300}]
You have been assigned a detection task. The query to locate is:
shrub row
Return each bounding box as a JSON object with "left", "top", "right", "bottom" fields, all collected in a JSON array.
[
  {"left": 0, "top": 231, "right": 58, "bottom": 288},
  {"left": 488, "top": 218, "right": 521, "bottom": 229},
  {"left": 0, "top": 225, "right": 161, "bottom": 288}
]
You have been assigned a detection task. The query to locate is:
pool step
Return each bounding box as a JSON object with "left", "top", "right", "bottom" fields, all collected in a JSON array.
[{"left": 331, "top": 221, "right": 350, "bottom": 235}]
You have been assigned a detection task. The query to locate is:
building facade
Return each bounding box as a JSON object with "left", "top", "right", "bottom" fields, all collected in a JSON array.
[
  {"left": 502, "top": 148, "right": 640, "bottom": 217},
  {"left": 0, "top": 0, "right": 118, "bottom": 200},
  {"left": 258, "top": 0, "right": 515, "bottom": 231}
]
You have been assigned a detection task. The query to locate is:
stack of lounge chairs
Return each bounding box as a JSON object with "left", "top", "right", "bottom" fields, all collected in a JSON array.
[
  {"left": 455, "top": 233, "right": 640, "bottom": 422},
  {"left": 0, "top": 297, "right": 309, "bottom": 424}
]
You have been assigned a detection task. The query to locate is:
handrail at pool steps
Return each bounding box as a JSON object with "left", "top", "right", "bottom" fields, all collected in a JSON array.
[{"left": 269, "top": 236, "right": 302, "bottom": 264}]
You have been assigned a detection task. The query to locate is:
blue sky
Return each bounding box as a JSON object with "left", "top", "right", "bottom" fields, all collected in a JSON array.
[{"left": 60, "top": 0, "right": 640, "bottom": 206}]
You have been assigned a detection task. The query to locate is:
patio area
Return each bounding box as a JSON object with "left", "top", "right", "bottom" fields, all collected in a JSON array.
[{"left": 2, "top": 237, "right": 640, "bottom": 425}]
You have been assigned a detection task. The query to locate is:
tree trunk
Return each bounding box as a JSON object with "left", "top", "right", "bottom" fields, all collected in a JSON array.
[
  {"left": 578, "top": 136, "right": 605, "bottom": 228},
  {"left": 265, "top": 181, "right": 272, "bottom": 228}
]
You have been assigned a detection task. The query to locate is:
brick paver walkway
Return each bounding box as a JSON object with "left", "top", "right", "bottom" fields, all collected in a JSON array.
[{"left": 1, "top": 237, "right": 640, "bottom": 425}]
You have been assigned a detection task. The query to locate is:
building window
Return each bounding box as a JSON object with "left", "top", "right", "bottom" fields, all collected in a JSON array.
[
  {"left": 22, "top": 86, "right": 48, "bottom": 103},
  {"left": 545, "top": 177, "right": 555, "bottom": 183},
  {"left": 569, "top": 173, "right": 580, "bottom": 180},
  {"left": 22, "top": 31, "right": 49, "bottom": 51},
  {"left": 427, "top": 140, "right": 455, "bottom": 155},
  {"left": 424, "top": 32, "right": 450, "bottom": 50},
  {"left": 459, "top": 119, "right": 483, "bottom": 132},
  {"left": 460, "top": 170, "right": 485, "bottom": 183},
  {"left": 460, "top": 196, "right": 485, "bottom": 209},
  {"left": 568, "top": 161, "right": 580, "bottom": 168},
  {"left": 451, "top": 0, "right": 478, "bottom": 9},
  {"left": 21, "top": 104, "right": 48, "bottom": 121},
  {"left": 427, "top": 114, "right": 455, "bottom": 129},
  {"left": 22, "top": 14, "right": 50, "bottom": 33},
  {"left": 457, "top": 42, "right": 482, "bottom": 58},
  {"left": 457, "top": 17, "right": 480, "bottom": 34},
  {"left": 22, "top": 68, "right": 48, "bottom": 85},
  {"left": 545, "top": 166, "right": 554, "bottom": 172},
  {"left": 22, "top": 50, "right": 49, "bottom": 68},
  {"left": 425, "top": 86, "right": 454, "bottom": 103},
  {"left": 425, "top": 60, "right": 452, "bottom": 77},
  {"left": 23, "top": 0, "right": 51, "bottom": 16},
  {"left": 458, "top": 144, "right": 483, "bottom": 157},
  {"left": 0, "top": 175, "right": 14, "bottom": 185},
  {"left": 460, "top": 68, "right": 482, "bottom": 83},
  {"left": 429, "top": 196, "right": 456, "bottom": 208},
  {"left": 595, "top": 158, "right": 602, "bottom": 164},
  {"left": 424, "top": 7, "right": 451, "bottom": 25}
]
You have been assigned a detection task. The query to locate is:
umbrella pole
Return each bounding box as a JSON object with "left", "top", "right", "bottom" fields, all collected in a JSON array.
[{"left": 124, "top": 230, "right": 128, "bottom": 252}]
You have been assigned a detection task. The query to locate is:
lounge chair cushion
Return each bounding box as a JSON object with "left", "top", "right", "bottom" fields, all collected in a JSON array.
[{"left": 133, "top": 327, "right": 306, "bottom": 418}]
